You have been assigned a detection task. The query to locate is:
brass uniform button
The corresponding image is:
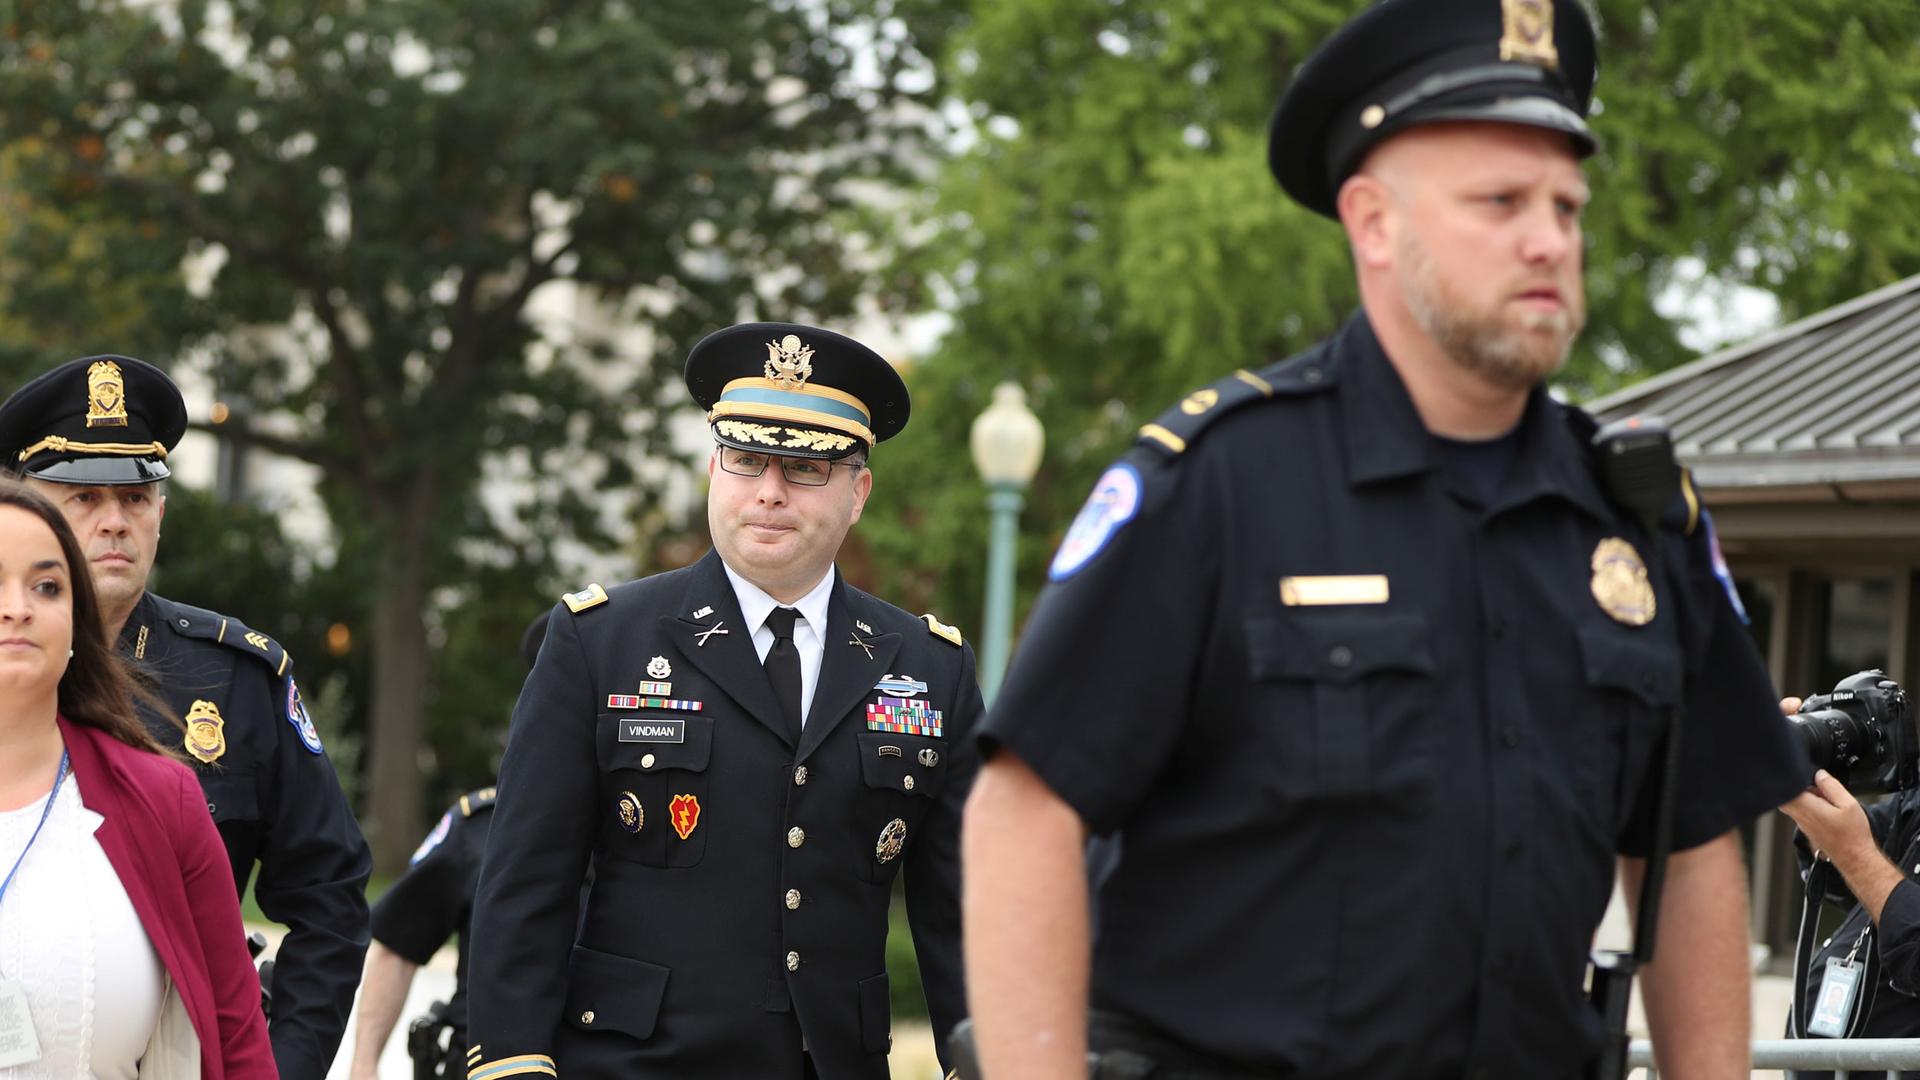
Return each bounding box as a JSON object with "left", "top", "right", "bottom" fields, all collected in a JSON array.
[
  {"left": 903, "top": 775, "right": 915, "bottom": 792},
  {"left": 788, "top": 826, "right": 806, "bottom": 848},
  {"left": 581, "top": 1010, "right": 595, "bottom": 1025},
  {"left": 793, "top": 765, "right": 808, "bottom": 785},
  {"left": 641, "top": 753, "right": 656, "bottom": 769},
  {"left": 785, "top": 889, "right": 802, "bottom": 910},
  {"left": 786, "top": 951, "right": 801, "bottom": 971}
]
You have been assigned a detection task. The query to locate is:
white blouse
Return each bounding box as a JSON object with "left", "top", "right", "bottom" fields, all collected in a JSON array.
[{"left": 0, "top": 777, "right": 166, "bottom": 1079}]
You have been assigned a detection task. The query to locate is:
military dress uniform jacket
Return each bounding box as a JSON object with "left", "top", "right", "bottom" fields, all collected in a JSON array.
[
  {"left": 122, "top": 590, "right": 374, "bottom": 1080},
  {"left": 468, "top": 551, "right": 980, "bottom": 1080},
  {"left": 979, "top": 313, "right": 1810, "bottom": 1079}
]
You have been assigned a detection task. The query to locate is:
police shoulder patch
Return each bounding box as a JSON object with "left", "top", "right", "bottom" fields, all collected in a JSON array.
[
  {"left": 286, "top": 676, "right": 324, "bottom": 754},
  {"left": 921, "top": 614, "right": 963, "bottom": 647},
  {"left": 1049, "top": 462, "right": 1143, "bottom": 582},
  {"left": 411, "top": 809, "right": 454, "bottom": 866},
  {"left": 562, "top": 582, "right": 609, "bottom": 613}
]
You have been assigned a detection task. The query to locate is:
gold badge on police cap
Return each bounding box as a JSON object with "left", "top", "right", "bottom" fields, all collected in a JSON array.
[
  {"left": 183, "top": 699, "right": 227, "bottom": 764},
  {"left": 1590, "top": 537, "right": 1656, "bottom": 626},
  {"left": 1499, "top": 0, "right": 1559, "bottom": 70},
  {"left": 85, "top": 359, "right": 129, "bottom": 429}
]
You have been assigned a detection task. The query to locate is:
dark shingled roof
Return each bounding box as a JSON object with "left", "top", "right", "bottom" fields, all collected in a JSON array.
[{"left": 1588, "top": 274, "right": 1920, "bottom": 491}]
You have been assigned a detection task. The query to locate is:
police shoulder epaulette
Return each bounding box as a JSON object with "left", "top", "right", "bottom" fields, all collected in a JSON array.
[
  {"left": 921, "top": 613, "right": 963, "bottom": 647},
  {"left": 458, "top": 786, "right": 498, "bottom": 817},
  {"left": 561, "top": 582, "right": 608, "bottom": 614},
  {"left": 1134, "top": 357, "right": 1325, "bottom": 459},
  {"left": 165, "top": 600, "right": 292, "bottom": 677}
]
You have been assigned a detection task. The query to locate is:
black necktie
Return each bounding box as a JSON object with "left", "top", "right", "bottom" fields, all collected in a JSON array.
[{"left": 764, "top": 607, "right": 803, "bottom": 744}]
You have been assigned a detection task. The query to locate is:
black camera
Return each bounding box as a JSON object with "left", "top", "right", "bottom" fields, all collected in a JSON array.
[{"left": 1790, "top": 670, "right": 1916, "bottom": 795}]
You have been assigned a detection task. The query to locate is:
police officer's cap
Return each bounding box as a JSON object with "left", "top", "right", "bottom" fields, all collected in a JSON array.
[
  {"left": 686, "top": 322, "right": 908, "bottom": 461},
  {"left": 1270, "top": 0, "right": 1599, "bottom": 219},
  {"left": 0, "top": 355, "right": 186, "bottom": 485}
]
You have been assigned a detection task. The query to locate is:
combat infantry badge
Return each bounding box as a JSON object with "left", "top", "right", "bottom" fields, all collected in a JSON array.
[
  {"left": 183, "top": 699, "right": 226, "bottom": 764},
  {"left": 1590, "top": 537, "right": 1656, "bottom": 626}
]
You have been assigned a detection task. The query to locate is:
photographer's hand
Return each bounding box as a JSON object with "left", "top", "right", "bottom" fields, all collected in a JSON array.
[{"left": 1782, "top": 769, "right": 1905, "bottom": 925}]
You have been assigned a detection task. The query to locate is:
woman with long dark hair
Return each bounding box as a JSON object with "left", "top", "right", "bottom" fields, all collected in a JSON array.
[{"left": 0, "top": 477, "right": 274, "bottom": 1078}]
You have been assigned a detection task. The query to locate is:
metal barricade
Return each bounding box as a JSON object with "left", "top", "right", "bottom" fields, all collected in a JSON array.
[{"left": 1628, "top": 1037, "right": 1920, "bottom": 1078}]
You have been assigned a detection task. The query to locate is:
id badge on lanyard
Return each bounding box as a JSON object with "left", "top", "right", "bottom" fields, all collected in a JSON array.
[{"left": 1809, "top": 926, "right": 1872, "bottom": 1038}]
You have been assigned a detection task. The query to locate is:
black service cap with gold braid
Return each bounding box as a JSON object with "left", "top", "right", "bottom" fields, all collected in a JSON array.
[
  {"left": 1269, "top": 0, "right": 1599, "bottom": 219},
  {"left": 0, "top": 355, "right": 186, "bottom": 485},
  {"left": 685, "top": 322, "right": 909, "bottom": 461}
]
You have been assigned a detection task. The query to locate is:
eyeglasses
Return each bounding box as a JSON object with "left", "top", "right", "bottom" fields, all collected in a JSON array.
[{"left": 716, "top": 447, "right": 864, "bottom": 487}]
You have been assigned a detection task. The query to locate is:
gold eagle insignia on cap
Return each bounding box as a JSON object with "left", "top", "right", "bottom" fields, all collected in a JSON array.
[
  {"left": 85, "top": 359, "right": 129, "bottom": 429},
  {"left": 764, "top": 334, "right": 814, "bottom": 390},
  {"left": 184, "top": 699, "right": 227, "bottom": 764},
  {"left": 1499, "top": 0, "right": 1559, "bottom": 70},
  {"left": 1590, "top": 537, "right": 1655, "bottom": 626}
]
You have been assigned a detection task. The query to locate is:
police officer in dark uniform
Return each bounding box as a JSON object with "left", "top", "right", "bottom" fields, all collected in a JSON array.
[
  {"left": 349, "top": 612, "right": 551, "bottom": 1079},
  {"left": 0, "top": 355, "right": 373, "bottom": 1080},
  {"left": 467, "top": 323, "right": 979, "bottom": 1080},
  {"left": 961, "top": 2, "right": 1810, "bottom": 1077}
]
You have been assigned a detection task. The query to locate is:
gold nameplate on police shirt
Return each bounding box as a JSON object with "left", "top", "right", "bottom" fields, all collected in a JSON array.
[{"left": 1279, "top": 575, "right": 1389, "bottom": 607}]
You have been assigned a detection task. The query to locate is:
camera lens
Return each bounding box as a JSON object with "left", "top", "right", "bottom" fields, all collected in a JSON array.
[{"left": 1790, "top": 706, "right": 1886, "bottom": 789}]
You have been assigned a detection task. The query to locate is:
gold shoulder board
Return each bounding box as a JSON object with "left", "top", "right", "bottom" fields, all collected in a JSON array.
[
  {"left": 921, "top": 613, "right": 963, "bottom": 647},
  {"left": 562, "top": 583, "right": 609, "bottom": 614}
]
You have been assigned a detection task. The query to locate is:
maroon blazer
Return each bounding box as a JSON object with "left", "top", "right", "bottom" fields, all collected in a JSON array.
[{"left": 61, "top": 716, "right": 278, "bottom": 1079}]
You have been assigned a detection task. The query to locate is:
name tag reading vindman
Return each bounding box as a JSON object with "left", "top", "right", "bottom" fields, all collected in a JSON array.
[
  {"left": 1279, "top": 575, "right": 1390, "bottom": 606},
  {"left": 619, "top": 719, "right": 686, "bottom": 744},
  {"left": 0, "top": 979, "right": 41, "bottom": 1066}
]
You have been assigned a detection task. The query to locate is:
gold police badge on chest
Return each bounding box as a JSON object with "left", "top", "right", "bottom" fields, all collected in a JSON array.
[
  {"left": 184, "top": 699, "right": 227, "bottom": 764},
  {"left": 1590, "top": 537, "right": 1655, "bottom": 626}
]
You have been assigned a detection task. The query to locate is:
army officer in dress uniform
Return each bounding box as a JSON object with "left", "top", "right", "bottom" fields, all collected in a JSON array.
[
  {"left": 0, "top": 356, "right": 373, "bottom": 1080},
  {"left": 962, "top": 2, "right": 1810, "bottom": 1078},
  {"left": 467, "top": 323, "right": 980, "bottom": 1080}
]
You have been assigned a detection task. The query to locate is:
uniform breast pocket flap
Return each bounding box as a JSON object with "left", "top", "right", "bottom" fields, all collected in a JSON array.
[
  {"left": 1245, "top": 608, "right": 1434, "bottom": 684},
  {"left": 564, "top": 944, "right": 670, "bottom": 1039},
  {"left": 1244, "top": 608, "right": 1434, "bottom": 802},
  {"left": 855, "top": 731, "right": 942, "bottom": 798},
  {"left": 1575, "top": 623, "right": 1680, "bottom": 707},
  {"left": 199, "top": 773, "right": 259, "bottom": 824},
  {"left": 596, "top": 713, "right": 715, "bottom": 774}
]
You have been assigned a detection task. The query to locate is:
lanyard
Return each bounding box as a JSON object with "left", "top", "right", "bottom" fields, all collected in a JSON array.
[{"left": 0, "top": 750, "right": 69, "bottom": 910}]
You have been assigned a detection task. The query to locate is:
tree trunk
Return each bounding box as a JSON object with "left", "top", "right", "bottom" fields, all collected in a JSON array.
[{"left": 362, "top": 478, "right": 434, "bottom": 876}]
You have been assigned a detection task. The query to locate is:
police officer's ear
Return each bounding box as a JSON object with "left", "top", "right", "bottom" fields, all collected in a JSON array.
[{"left": 1337, "top": 169, "right": 1396, "bottom": 272}]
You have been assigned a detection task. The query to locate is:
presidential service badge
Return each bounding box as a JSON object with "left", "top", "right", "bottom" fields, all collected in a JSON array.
[
  {"left": 1049, "top": 462, "right": 1142, "bottom": 582},
  {"left": 183, "top": 699, "right": 226, "bottom": 764},
  {"left": 1590, "top": 537, "right": 1656, "bottom": 626},
  {"left": 616, "top": 792, "right": 645, "bottom": 835}
]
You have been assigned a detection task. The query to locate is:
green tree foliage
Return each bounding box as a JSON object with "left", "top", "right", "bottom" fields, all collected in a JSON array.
[
  {"left": 0, "top": 0, "right": 959, "bottom": 869},
  {"left": 863, "top": 0, "right": 1920, "bottom": 641}
]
